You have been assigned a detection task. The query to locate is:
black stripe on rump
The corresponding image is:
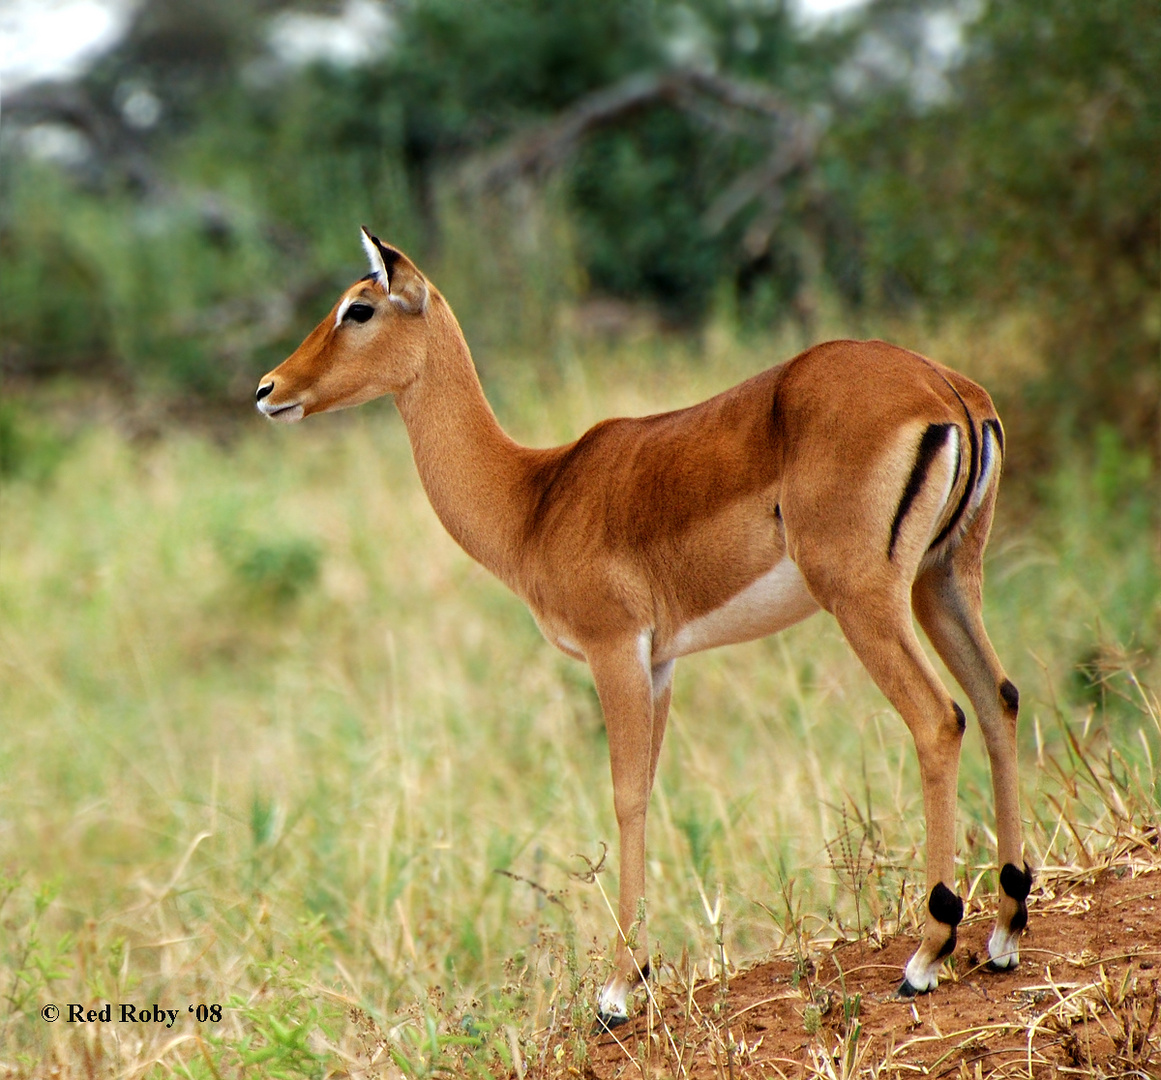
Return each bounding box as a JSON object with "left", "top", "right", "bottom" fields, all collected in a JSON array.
[
  {"left": 972, "top": 419, "right": 1002, "bottom": 500},
  {"left": 983, "top": 417, "right": 1004, "bottom": 458},
  {"left": 931, "top": 416, "right": 1001, "bottom": 553},
  {"left": 888, "top": 423, "right": 954, "bottom": 560},
  {"left": 929, "top": 391, "right": 979, "bottom": 550}
]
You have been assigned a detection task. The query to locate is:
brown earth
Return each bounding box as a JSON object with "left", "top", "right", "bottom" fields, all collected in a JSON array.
[{"left": 571, "top": 855, "right": 1161, "bottom": 1079}]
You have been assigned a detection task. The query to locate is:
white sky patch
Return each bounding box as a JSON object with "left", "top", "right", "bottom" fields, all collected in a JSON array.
[
  {"left": 837, "top": 7, "right": 967, "bottom": 105},
  {"left": 0, "top": 0, "right": 137, "bottom": 93},
  {"left": 19, "top": 122, "right": 92, "bottom": 166},
  {"left": 791, "top": 0, "right": 869, "bottom": 29},
  {"left": 268, "top": 0, "right": 392, "bottom": 68}
]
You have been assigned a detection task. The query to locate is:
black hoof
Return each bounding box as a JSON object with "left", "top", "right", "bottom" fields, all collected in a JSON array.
[
  {"left": 594, "top": 1011, "right": 629, "bottom": 1034},
  {"left": 896, "top": 978, "right": 925, "bottom": 998},
  {"left": 985, "top": 958, "right": 1018, "bottom": 974}
]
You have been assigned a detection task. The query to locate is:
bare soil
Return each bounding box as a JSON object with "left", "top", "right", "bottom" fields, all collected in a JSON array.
[{"left": 573, "top": 855, "right": 1161, "bottom": 1078}]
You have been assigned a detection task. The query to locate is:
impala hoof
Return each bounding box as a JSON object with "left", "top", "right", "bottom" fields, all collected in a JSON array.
[
  {"left": 896, "top": 978, "right": 929, "bottom": 998},
  {"left": 985, "top": 956, "right": 1019, "bottom": 973},
  {"left": 594, "top": 1010, "right": 629, "bottom": 1034},
  {"left": 987, "top": 921, "right": 1023, "bottom": 970}
]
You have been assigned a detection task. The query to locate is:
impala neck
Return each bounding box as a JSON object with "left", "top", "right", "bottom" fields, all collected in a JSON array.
[{"left": 392, "top": 296, "right": 533, "bottom": 584}]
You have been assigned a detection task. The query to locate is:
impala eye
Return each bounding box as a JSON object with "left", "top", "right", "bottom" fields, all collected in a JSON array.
[{"left": 344, "top": 302, "right": 374, "bottom": 324}]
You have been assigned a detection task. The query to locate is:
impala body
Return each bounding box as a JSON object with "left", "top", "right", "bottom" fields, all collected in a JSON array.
[{"left": 257, "top": 231, "right": 1031, "bottom": 1026}]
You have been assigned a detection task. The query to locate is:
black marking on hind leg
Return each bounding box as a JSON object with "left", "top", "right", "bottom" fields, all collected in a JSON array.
[
  {"left": 929, "top": 883, "right": 964, "bottom": 960},
  {"left": 935, "top": 928, "right": 958, "bottom": 960},
  {"left": 1000, "top": 679, "right": 1019, "bottom": 715},
  {"left": 952, "top": 702, "right": 966, "bottom": 733},
  {"left": 1000, "top": 861, "right": 1033, "bottom": 932},
  {"left": 888, "top": 424, "right": 953, "bottom": 559},
  {"left": 1000, "top": 862, "right": 1032, "bottom": 902},
  {"left": 929, "top": 883, "right": 965, "bottom": 926}
]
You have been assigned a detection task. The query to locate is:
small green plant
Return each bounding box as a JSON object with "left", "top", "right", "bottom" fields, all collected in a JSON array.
[
  {"left": 825, "top": 803, "right": 881, "bottom": 939},
  {"left": 201, "top": 918, "right": 341, "bottom": 1076},
  {"left": 0, "top": 403, "right": 68, "bottom": 484},
  {"left": 0, "top": 876, "right": 74, "bottom": 1049},
  {"left": 223, "top": 533, "right": 322, "bottom": 606}
]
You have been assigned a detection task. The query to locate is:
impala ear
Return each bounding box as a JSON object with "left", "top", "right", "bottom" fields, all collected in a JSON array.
[
  {"left": 360, "top": 225, "right": 390, "bottom": 283},
  {"left": 359, "top": 226, "right": 428, "bottom": 315}
]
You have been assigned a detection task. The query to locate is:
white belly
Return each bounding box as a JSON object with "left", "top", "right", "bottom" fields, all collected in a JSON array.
[{"left": 664, "top": 557, "right": 819, "bottom": 661}]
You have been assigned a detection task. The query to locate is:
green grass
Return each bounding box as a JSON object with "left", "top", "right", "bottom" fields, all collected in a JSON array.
[{"left": 0, "top": 335, "right": 1157, "bottom": 1077}]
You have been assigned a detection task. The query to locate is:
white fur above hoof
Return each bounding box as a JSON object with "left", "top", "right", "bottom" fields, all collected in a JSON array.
[
  {"left": 597, "top": 982, "right": 629, "bottom": 1027},
  {"left": 902, "top": 952, "right": 943, "bottom": 994},
  {"left": 987, "top": 925, "right": 1021, "bottom": 970}
]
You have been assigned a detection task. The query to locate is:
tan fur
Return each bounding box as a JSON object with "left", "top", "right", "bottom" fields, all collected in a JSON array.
[{"left": 257, "top": 236, "right": 1026, "bottom": 1014}]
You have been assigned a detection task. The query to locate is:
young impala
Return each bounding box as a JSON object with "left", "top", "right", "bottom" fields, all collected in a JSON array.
[{"left": 256, "top": 230, "right": 1031, "bottom": 1026}]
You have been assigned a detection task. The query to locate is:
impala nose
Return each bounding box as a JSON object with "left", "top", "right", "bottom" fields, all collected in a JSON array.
[{"left": 256, "top": 381, "right": 274, "bottom": 403}]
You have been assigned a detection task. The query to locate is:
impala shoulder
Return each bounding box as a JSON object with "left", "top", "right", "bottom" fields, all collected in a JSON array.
[{"left": 520, "top": 420, "right": 629, "bottom": 536}]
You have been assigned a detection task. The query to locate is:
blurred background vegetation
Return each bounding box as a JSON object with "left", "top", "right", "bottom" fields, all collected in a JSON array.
[
  {"left": 2, "top": 0, "right": 1157, "bottom": 462},
  {"left": 1, "top": 1, "right": 1159, "bottom": 1073}
]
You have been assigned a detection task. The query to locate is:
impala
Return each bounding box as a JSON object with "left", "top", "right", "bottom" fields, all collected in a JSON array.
[{"left": 256, "top": 230, "right": 1031, "bottom": 1026}]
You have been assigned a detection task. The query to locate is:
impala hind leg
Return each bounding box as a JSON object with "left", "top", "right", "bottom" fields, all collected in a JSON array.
[
  {"left": 828, "top": 592, "right": 967, "bottom": 994},
  {"left": 913, "top": 557, "right": 1029, "bottom": 970},
  {"left": 588, "top": 639, "right": 672, "bottom": 1029}
]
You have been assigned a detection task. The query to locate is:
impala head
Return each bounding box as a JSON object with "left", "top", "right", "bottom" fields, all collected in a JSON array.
[{"left": 255, "top": 228, "right": 431, "bottom": 422}]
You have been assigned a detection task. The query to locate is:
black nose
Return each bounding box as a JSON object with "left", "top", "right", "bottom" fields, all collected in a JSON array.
[{"left": 256, "top": 381, "right": 274, "bottom": 402}]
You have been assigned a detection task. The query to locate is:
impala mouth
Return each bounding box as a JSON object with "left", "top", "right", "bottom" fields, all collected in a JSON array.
[{"left": 257, "top": 400, "right": 305, "bottom": 423}]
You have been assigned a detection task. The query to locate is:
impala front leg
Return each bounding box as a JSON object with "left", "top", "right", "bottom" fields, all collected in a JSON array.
[{"left": 587, "top": 633, "right": 663, "bottom": 1029}]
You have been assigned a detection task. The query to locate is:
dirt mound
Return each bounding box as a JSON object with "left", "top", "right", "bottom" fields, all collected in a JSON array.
[{"left": 580, "top": 858, "right": 1160, "bottom": 1078}]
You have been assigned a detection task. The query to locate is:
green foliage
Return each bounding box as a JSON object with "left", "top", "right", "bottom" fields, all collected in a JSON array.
[
  {"left": 385, "top": 0, "right": 816, "bottom": 317},
  {"left": 0, "top": 190, "right": 112, "bottom": 377},
  {"left": 207, "top": 919, "right": 342, "bottom": 1077},
  {"left": 0, "top": 156, "right": 296, "bottom": 396},
  {"left": 389, "top": 0, "right": 659, "bottom": 130},
  {"left": 0, "top": 877, "right": 74, "bottom": 1042},
  {"left": 224, "top": 533, "right": 323, "bottom": 607},
  {"left": 673, "top": 797, "right": 725, "bottom": 885},
  {"left": 1039, "top": 427, "right": 1160, "bottom": 710},
  {"left": 827, "top": 0, "right": 1160, "bottom": 444},
  {"left": 0, "top": 404, "right": 68, "bottom": 484},
  {"left": 570, "top": 108, "right": 731, "bottom": 319}
]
